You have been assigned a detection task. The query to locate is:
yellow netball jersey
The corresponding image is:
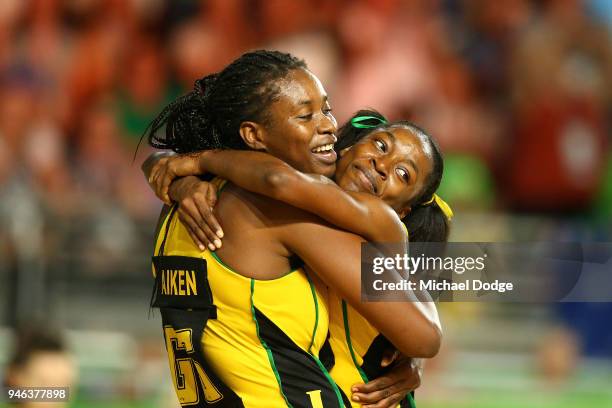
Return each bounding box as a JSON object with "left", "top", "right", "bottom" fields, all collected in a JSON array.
[
  {"left": 328, "top": 291, "right": 415, "bottom": 408},
  {"left": 151, "top": 186, "right": 347, "bottom": 407},
  {"left": 328, "top": 221, "right": 416, "bottom": 408}
]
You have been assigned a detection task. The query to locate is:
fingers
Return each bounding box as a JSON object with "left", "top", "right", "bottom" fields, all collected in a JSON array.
[
  {"left": 199, "top": 208, "right": 223, "bottom": 246},
  {"left": 183, "top": 219, "right": 206, "bottom": 251},
  {"left": 380, "top": 350, "right": 400, "bottom": 368},
  {"left": 352, "top": 376, "right": 392, "bottom": 394},
  {"left": 352, "top": 379, "right": 411, "bottom": 406},
  {"left": 188, "top": 191, "right": 220, "bottom": 247},
  {"left": 181, "top": 197, "right": 221, "bottom": 250},
  {"left": 178, "top": 200, "right": 220, "bottom": 251},
  {"left": 155, "top": 164, "right": 175, "bottom": 205},
  {"left": 148, "top": 157, "right": 168, "bottom": 184},
  {"left": 351, "top": 360, "right": 420, "bottom": 406},
  {"left": 177, "top": 208, "right": 210, "bottom": 251},
  {"left": 150, "top": 164, "right": 172, "bottom": 205},
  {"left": 353, "top": 358, "right": 419, "bottom": 394},
  {"left": 360, "top": 391, "right": 406, "bottom": 408},
  {"left": 149, "top": 157, "right": 186, "bottom": 205},
  {"left": 205, "top": 186, "right": 223, "bottom": 238},
  {"left": 197, "top": 212, "right": 222, "bottom": 250},
  {"left": 159, "top": 172, "right": 175, "bottom": 205}
]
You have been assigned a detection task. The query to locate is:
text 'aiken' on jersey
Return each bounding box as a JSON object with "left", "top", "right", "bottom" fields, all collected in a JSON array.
[{"left": 160, "top": 269, "right": 198, "bottom": 296}]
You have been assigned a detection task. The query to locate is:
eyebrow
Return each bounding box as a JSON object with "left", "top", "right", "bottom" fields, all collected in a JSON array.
[
  {"left": 381, "top": 130, "right": 395, "bottom": 143},
  {"left": 298, "top": 95, "right": 328, "bottom": 106},
  {"left": 407, "top": 159, "right": 419, "bottom": 175}
]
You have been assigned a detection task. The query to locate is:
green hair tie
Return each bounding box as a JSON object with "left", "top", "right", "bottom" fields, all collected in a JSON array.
[{"left": 350, "top": 115, "right": 388, "bottom": 129}]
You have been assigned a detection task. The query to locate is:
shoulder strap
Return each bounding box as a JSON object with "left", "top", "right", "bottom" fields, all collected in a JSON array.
[{"left": 157, "top": 205, "right": 178, "bottom": 257}]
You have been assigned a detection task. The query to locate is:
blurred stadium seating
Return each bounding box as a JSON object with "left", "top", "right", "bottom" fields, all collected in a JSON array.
[{"left": 0, "top": 1, "right": 610, "bottom": 407}]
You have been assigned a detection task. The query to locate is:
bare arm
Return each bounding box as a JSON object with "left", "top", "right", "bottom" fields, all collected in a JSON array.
[
  {"left": 142, "top": 152, "right": 223, "bottom": 250},
  {"left": 152, "top": 150, "right": 406, "bottom": 243},
  {"left": 142, "top": 151, "right": 174, "bottom": 179},
  {"left": 280, "top": 215, "right": 441, "bottom": 358}
]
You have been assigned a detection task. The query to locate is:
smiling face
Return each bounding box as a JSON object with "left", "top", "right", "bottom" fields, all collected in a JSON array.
[
  {"left": 258, "top": 68, "right": 338, "bottom": 177},
  {"left": 335, "top": 125, "right": 434, "bottom": 215}
]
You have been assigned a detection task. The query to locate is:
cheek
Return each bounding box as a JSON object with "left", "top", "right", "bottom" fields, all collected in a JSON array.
[
  {"left": 386, "top": 181, "right": 416, "bottom": 207},
  {"left": 285, "top": 136, "right": 312, "bottom": 161},
  {"left": 334, "top": 165, "right": 349, "bottom": 187},
  {"left": 336, "top": 151, "right": 351, "bottom": 169},
  {"left": 282, "top": 122, "right": 310, "bottom": 146},
  {"left": 354, "top": 143, "right": 378, "bottom": 160},
  {"left": 267, "top": 123, "right": 303, "bottom": 152}
]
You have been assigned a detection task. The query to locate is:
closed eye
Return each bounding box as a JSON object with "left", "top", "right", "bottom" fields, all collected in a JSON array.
[{"left": 298, "top": 113, "right": 313, "bottom": 120}]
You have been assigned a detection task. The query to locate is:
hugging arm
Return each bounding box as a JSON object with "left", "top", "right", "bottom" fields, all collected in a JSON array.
[
  {"left": 149, "top": 150, "right": 406, "bottom": 242},
  {"left": 142, "top": 151, "right": 174, "bottom": 180},
  {"left": 143, "top": 152, "right": 223, "bottom": 250},
  {"left": 281, "top": 216, "right": 441, "bottom": 358}
]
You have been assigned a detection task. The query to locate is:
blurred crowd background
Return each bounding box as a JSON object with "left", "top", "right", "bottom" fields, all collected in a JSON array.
[{"left": 0, "top": 0, "right": 610, "bottom": 407}]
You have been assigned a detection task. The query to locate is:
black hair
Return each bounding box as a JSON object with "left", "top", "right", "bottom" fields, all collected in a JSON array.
[
  {"left": 4, "top": 326, "right": 68, "bottom": 387},
  {"left": 145, "top": 50, "right": 307, "bottom": 153},
  {"left": 336, "top": 109, "right": 449, "bottom": 242},
  {"left": 9, "top": 327, "right": 67, "bottom": 367}
]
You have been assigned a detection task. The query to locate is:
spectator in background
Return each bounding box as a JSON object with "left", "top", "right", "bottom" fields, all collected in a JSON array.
[
  {"left": 3, "top": 327, "right": 78, "bottom": 408},
  {"left": 1, "top": 0, "right": 608, "bottom": 221},
  {"left": 116, "top": 39, "right": 176, "bottom": 144},
  {"left": 501, "top": 0, "right": 611, "bottom": 212},
  {"left": 74, "top": 97, "right": 155, "bottom": 219},
  {"left": 334, "top": 0, "right": 436, "bottom": 121}
]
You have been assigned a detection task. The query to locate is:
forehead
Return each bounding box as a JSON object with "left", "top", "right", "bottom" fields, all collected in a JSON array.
[
  {"left": 368, "top": 126, "right": 431, "bottom": 154},
  {"left": 275, "top": 68, "right": 327, "bottom": 104}
]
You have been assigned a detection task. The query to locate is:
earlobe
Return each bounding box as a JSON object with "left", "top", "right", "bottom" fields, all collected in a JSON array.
[{"left": 239, "top": 122, "right": 267, "bottom": 150}]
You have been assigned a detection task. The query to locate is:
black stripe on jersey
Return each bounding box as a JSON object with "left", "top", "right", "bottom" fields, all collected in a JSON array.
[
  {"left": 253, "top": 307, "right": 348, "bottom": 408},
  {"left": 361, "top": 334, "right": 393, "bottom": 379},
  {"left": 318, "top": 332, "right": 353, "bottom": 406},
  {"left": 319, "top": 333, "right": 335, "bottom": 371},
  {"left": 362, "top": 335, "right": 415, "bottom": 408},
  {"left": 160, "top": 308, "right": 244, "bottom": 407},
  {"left": 158, "top": 205, "right": 178, "bottom": 256},
  {"left": 339, "top": 387, "right": 352, "bottom": 407}
]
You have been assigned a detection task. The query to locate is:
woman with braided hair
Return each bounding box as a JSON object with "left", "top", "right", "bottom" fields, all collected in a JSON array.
[
  {"left": 144, "top": 50, "right": 442, "bottom": 408},
  {"left": 147, "top": 109, "right": 450, "bottom": 408}
]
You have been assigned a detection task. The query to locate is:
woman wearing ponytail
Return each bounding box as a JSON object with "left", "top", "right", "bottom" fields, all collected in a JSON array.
[
  {"left": 144, "top": 50, "right": 442, "bottom": 408},
  {"left": 146, "top": 105, "right": 450, "bottom": 407}
]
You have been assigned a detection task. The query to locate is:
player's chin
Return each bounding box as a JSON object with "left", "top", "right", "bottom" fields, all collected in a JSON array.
[{"left": 310, "top": 158, "right": 336, "bottom": 178}]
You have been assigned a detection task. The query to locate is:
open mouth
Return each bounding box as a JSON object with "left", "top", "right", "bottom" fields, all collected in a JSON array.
[
  {"left": 311, "top": 143, "right": 337, "bottom": 164},
  {"left": 311, "top": 143, "right": 334, "bottom": 153}
]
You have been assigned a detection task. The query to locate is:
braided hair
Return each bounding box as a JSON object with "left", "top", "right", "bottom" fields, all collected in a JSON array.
[
  {"left": 336, "top": 109, "right": 449, "bottom": 242},
  {"left": 146, "top": 50, "right": 307, "bottom": 153}
]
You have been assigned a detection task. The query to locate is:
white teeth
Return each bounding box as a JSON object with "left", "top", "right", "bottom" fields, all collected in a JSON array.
[{"left": 312, "top": 144, "right": 334, "bottom": 153}]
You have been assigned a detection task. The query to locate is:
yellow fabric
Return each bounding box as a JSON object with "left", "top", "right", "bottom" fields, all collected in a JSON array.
[
  {"left": 328, "top": 220, "right": 412, "bottom": 408},
  {"left": 329, "top": 291, "right": 405, "bottom": 408},
  {"left": 154, "top": 206, "right": 331, "bottom": 407},
  {"left": 328, "top": 292, "right": 375, "bottom": 407},
  {"left": 422, "top": 193, "right": 453, "bottom": 220}
]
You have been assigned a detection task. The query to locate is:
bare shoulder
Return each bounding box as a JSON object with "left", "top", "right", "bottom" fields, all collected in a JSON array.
[{"left": 212, "top": 183, "right": 306, "bottom": 279}]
